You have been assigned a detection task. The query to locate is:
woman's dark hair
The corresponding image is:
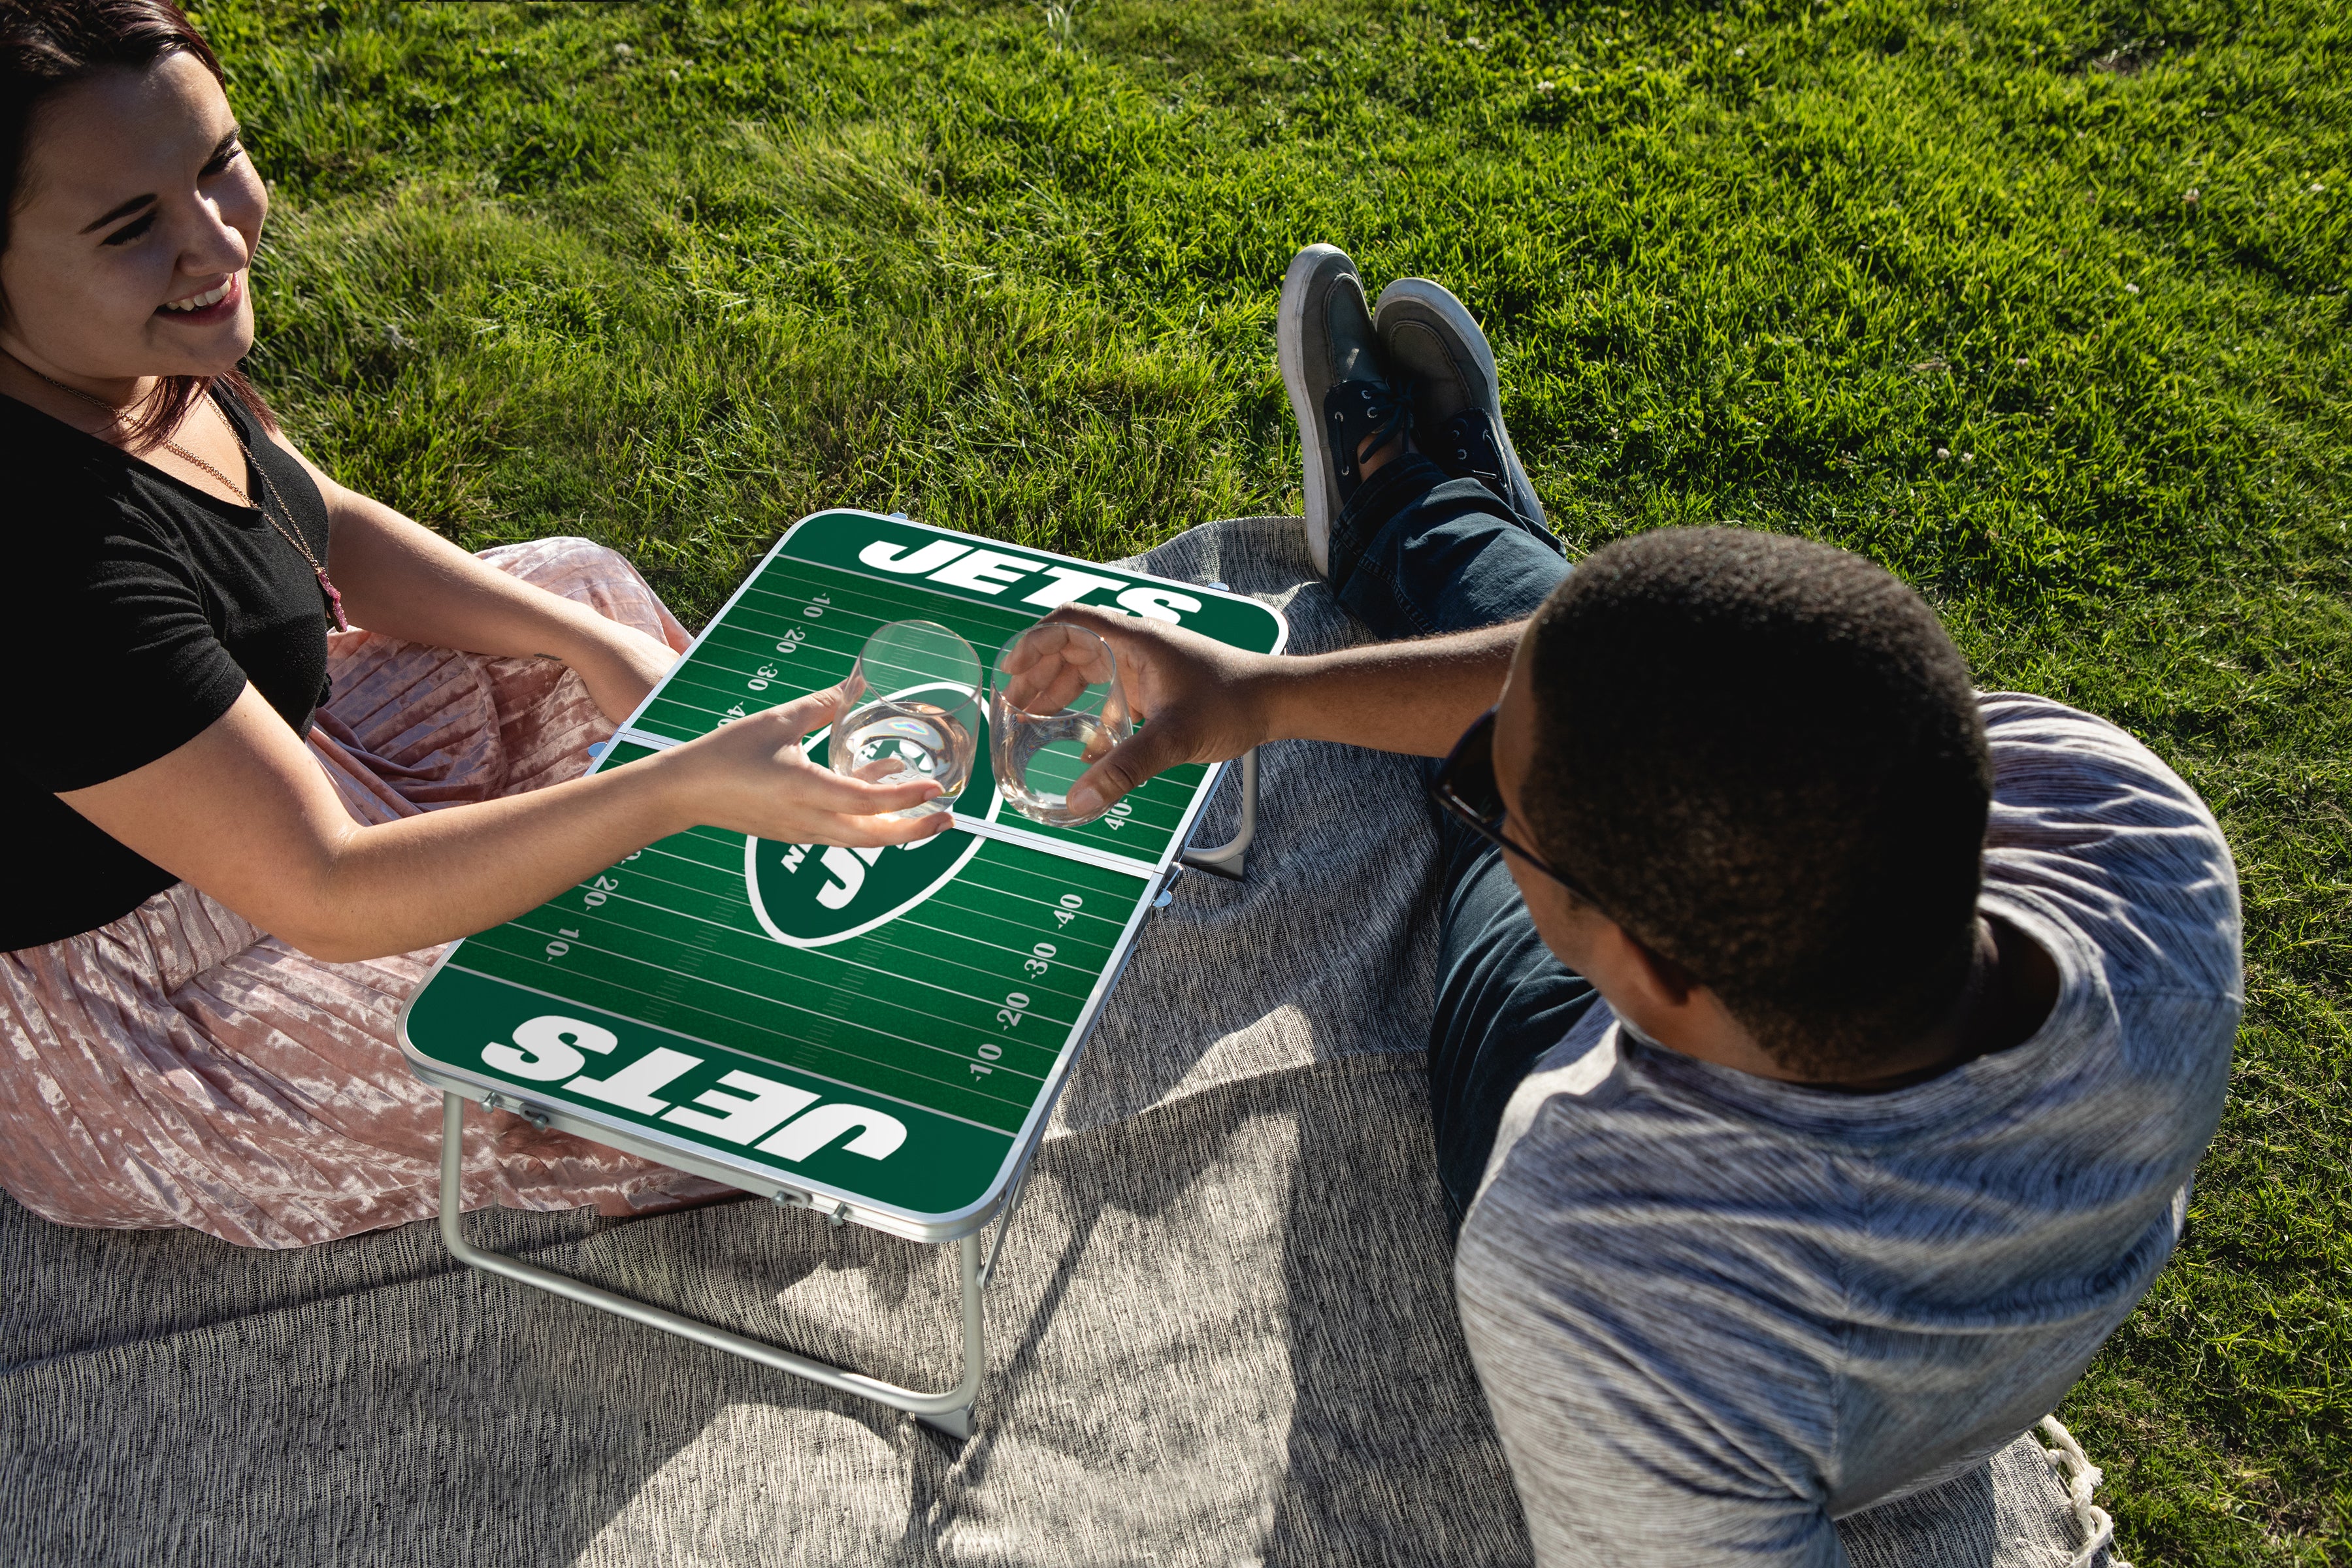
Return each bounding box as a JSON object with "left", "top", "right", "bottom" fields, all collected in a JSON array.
[{"left": 0, "top": 0, "right": 272, "bottom": 446}]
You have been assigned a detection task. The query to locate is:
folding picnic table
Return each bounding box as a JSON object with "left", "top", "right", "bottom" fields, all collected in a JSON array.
[{"left": 399, "top": 510, "right": 1288, "bottom": 1437}]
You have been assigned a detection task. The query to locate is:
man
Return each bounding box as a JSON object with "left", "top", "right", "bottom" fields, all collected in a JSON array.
[{"left": 1047, "top": 244, "right": 2238, "bottom": 1564}]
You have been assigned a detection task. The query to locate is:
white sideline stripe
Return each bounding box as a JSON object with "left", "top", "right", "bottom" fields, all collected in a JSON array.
[{"left": 947, "top": 815, "right": 1157, "bottom": 878}]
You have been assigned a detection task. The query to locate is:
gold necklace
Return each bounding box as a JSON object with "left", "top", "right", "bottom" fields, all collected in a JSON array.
[{"left": 14, "top": 362, "right": 348, "bottom": 631}]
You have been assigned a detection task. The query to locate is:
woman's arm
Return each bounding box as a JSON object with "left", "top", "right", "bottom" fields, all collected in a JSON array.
[
  {"left": 278, "top": 437, "right": 678, "bottom": 723},
  {"left": 59, "top": 684, "right": 948, "bottom": 962}
]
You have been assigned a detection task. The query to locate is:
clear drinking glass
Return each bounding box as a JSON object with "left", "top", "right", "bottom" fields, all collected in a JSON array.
[
  {"left": 829, "top": 620, "right": 982, "bottom": 819},
  {"left": 990, "top": 622, "right": 1132, "bottom": 826}
]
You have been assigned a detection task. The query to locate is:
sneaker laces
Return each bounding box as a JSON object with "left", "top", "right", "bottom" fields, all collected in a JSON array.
[
  {"left": 1327, "top": 374, "right": 1415, "bottom": 482},
  {"left": 1383, "top": 372, "right": 1418, "bottom": 448},
  {"left": 1436, "top": 408, "right": 1507, "bottom": 485}
]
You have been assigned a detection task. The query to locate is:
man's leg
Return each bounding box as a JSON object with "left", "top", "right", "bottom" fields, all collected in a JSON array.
[
  {"left": 1280, "top": 244, "right": 1600, "bottom": 1234},
  {"left": 1423, "top": 815, "right": 1601, "bottom": 1233},
  {"left": 1327, "top": 451, "right": 1563, "bottom": 642},
  {"left": 1328, "top": 453, "right": 1601, "bottom": 1233}
]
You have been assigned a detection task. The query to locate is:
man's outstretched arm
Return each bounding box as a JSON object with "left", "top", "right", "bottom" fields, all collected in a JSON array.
[{"left": 1043, "top": 602, "right": 1526, "bottom": 819}]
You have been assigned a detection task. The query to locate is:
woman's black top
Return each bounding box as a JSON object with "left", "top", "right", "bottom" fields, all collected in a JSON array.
[{"left": 0, "top": 387, "right": 336, "bottom": 949}]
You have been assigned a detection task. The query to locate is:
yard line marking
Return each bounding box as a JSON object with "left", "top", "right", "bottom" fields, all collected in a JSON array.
[
  {"left": 465, "top": 938, "right": 1055, "bottom": 1096},
  {"left": 527, "top": 887, "right": 1092, "bottom": 1026}
]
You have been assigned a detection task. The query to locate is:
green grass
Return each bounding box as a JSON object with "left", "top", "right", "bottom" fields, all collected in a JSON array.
[{"left": 194, "top": 0, "right": 2347, "bottom": 1559}]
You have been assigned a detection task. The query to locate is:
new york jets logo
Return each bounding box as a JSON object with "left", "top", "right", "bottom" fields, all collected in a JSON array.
[{"left": 744, "top": 693, "right": 1003, "bottom": 947}]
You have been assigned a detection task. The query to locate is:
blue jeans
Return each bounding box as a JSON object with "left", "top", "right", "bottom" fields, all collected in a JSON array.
[{"left": 1329, "top": 457, "right": 1601, "bottom": 1237}]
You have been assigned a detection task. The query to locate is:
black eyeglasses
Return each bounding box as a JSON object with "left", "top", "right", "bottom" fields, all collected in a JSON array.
[{"left": 1426, "top": 706, "right": 1604, "bottom": 908}]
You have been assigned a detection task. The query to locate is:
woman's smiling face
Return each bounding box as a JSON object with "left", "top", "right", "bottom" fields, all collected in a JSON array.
[{"left": 0, "top": 48, "right": 265, "bottom": 389}]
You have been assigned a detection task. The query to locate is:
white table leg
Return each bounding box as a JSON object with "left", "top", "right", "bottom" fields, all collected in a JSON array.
[
  {"left": 436, "top": 1093, "right": 983, "bottom": 1437},
  {"left": 1180, "top": 747, "right": 1258, "bottom": 879}
]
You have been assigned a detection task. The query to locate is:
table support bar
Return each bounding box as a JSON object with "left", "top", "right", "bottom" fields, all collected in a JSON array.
[
  {"left": 436, "top": 1094, "right": 983, "bottom": 1437},
  {"left": 1180, "top": 747, "right": 1257, "bottom": 879},
  {"left": 977, "top": 1148, "right": 1041, "bottom": 1289}
]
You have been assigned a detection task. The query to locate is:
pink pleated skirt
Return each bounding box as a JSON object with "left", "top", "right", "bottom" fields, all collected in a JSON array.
[{"left": 0, "top": 537, "right": 728, "bottom": 1249}]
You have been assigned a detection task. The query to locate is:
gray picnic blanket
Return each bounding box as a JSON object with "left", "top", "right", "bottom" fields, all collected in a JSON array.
[{"left": 0, "top": 517, "right": 2109, "bottom": 1566}]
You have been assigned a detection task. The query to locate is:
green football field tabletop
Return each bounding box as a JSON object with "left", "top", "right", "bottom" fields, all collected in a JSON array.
[{"left": 400, "top": 511, "right": 1289, "bottom": 1249}]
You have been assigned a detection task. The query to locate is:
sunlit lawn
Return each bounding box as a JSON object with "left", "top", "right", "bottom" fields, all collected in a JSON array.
[{"left": 203, "top": 1, "right": 2349, "bottom": 1560}]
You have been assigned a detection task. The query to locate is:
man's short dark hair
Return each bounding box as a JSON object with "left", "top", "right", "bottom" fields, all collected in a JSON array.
[{"left": 1520, "top": 527, "right": 1991, "bottom": 1079}]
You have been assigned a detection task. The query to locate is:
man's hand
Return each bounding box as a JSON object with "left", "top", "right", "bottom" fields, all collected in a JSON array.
[
  {"left": 1039, "top": 600, "right": 1527, "bottom": 817},
  {"left": 656, "top": 685, "right": 955, "bottom": 847},
  {"left": 1041, "top": 604, "right": 1279, "bottom": 818}
]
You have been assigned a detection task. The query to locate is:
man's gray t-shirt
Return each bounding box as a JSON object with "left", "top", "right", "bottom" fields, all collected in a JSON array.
[{"left": 1454, "top": 694, "right": 2240, "bottom": 1566}]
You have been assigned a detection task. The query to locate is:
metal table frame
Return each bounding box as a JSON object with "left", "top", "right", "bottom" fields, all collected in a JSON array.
[{"left": 430, "top": 755, "right": 1258, "bottom": 1440}]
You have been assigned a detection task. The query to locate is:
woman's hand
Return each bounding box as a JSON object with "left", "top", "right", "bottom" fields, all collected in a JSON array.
[
  {"left": 652, "top": 685, "right": 957, "bottom": 849},
  {"left": 563, "top": 619, "right": 683, "bottom": 726}
]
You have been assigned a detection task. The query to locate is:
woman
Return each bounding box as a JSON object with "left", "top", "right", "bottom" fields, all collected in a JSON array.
[{"left": 0, "top": 0, "right": 947, "bottom": 1247}]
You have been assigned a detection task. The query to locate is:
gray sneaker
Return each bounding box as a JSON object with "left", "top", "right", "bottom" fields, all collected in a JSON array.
[
  {"left": 1373, "top": 278, "right": 1555, "bottom": 545},
  {"left": 1278, "top": 244, "right": 1408, "bottom": 575}
]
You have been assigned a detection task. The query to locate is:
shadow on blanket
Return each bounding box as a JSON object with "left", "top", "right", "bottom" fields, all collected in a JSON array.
[{"left": 0, "top": 519, "right": 2106, "bottom": 1567}]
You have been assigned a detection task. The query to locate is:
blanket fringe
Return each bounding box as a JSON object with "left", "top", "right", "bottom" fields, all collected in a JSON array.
[{"left": 2038, "top": 1414, "right": 2131, "bottom": 1568}]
